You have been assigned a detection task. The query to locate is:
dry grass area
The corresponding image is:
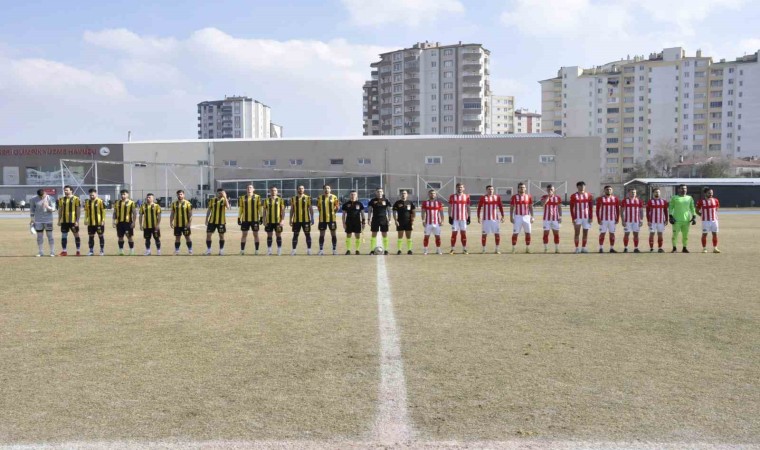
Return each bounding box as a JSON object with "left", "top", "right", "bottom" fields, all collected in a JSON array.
[{"left": 0, "top": 214, "right": 758, "bottom": 447}]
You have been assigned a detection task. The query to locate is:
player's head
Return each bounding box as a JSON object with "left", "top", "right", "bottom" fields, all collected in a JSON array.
[
  {"left": 36, "top": 189, "right": 45, "bottom": 197},
  {"left": 546, "top": 184, "right": 555, "bottom": 195},
  {"left": 576, "top": 181, "right": 586, "bottom": 192},
  {"left": 246, "top": 183, "right": 254, "bottom": 195},
  {"left": 120, "top": 189, "right": 129, "bottom": 200},
  {"left": 349, "top": 190, "right": 358, "bottom": 201},
  {"left": 517, "top": 182, "right": 526, "bottom": 194},
  {"left": 428, "top": 189, "right": 437, "bottom": 200},
  {"left": 216, "top": 188, "right": 225, "bottom": 198},
  {"left": 456, "top": 183, "right": 464, "bottom": 194},
  {"left": 176, "top": 189, "right": 185, "bottom": 201},
  {"left": 603, "top": 185, "right": 613, "bottom": 196},
  {"left": 400, "top": 189, "right": 408, "bottom": 200},
  {"left": 652, "top": 187, "right": 661, "bottom": 198},
  {"left": 63, "top": 185, "right": 73, "bottom": 196},
  {"left": 375, "top": 187, "right": 384, "bottom": 198},
  {"left": 146, "top": 193, "right": 154, "bottom": 204},
  {"left": 678, "top": 184, "right": 688, "bottom": 195},
  {"left": 297, "top": 185, "right": 305, "bottom": 195},
  {"left": 323, "top": 184, "right": 331, "bottom": 194},
  {"left": 269, "top": 185, "right": 278, "bottom": 196},
  {"left": 88, "top": 188, "right": 97, "bottom": 199},
  {"left": 486, "top": 185, "right": 494, "bottom": 195},
  {"left": 703, "top": 187, "right": 713, "bottom": 198},
  {"left": 628, "top": 188, "right": 637, "bottom": 198}
]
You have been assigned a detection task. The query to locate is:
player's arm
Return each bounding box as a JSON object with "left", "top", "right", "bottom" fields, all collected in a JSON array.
[
  {"left": 139, "top": 207, "right": 144, "bottom": 230},
  {"left": 131, "top": 204, "right": 137, "bottom": 228},
  {"left": 238, "top": 199, "right": 244, "bottom": 224},
  {"left": 360, "top": 205, "right": 366, "bottom": 230},
  {"left": 557, "top": 198, "right": 563, "bottom": 222},
  {"left": 497, "top": 196, "right": 505, "bottom": 222},
  {"left": 438, "top": 205, "right": 444, "bottom": 225},
  {"left": 367, "top": 202, "right": 374, "bottom": 224},
  {"left": 615, "top": 199, "right": 620, "bottom": 223},
  {"left": 509, "top": 197, "right": 515, "bottom": 223},
  {"left": 309, "top": 197, "right": 314, "bottom": 224},
  {"left": 279, "top": 199, "right": 285, "bottom": 224},
  {"left": 156, "top": 205, "right": 162, "bottom": 227},
  {"left": 205, "top": 203, "right": 211, "bottom": 225},
  {"left": 112, "top": 202, "right": 118, "bottom": 227},
  {"left": 392, "top": 203, "right": 399, "bottom": 225},
  {"left": 476, "top": 196, "right": 484, "bottom": 223},
  {"left": 258, "top": 197, "right": 264, "bottom": 224},
  {"left": 595, "top": 198, "right": 602, "bottom": 224},
  {"left": 341, "top": 204, "right": 347, "bottom": 229},
  {"left": 410, "top": 203, "right": 416, "bottom": 223},
  {"left": 569, "top": 196, "right": 577, "bottom": 221},
  {"left": 421, "top": 206, "right": 427, "bottom": 225},
  {"left": 695, "top": 199, "right": 702, "bottom": 216},
  {"left": 690, "top": 197, "right": 697, "bottom": 223},
  {"left": 645, "top": 201, "right": 652, "bottom": 224},
  {"left": 528, "top": 196, "right": 534, "bottom": 222}
]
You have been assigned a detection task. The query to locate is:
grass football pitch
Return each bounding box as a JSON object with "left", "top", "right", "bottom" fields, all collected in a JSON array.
[{"left": 0, "top": 213, "right": 758, "bottom": 448}]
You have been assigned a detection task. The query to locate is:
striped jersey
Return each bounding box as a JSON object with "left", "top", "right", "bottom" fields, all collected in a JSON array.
[
  {"left": 510, "top": 194, "right": 532, "bottom": 216},
  {"left": 57, "top": 196, "right": 80, "bottom": 223},
  {"left": 316, "top": 194, "right": 339, "bottom": 223},
  {"left": 171, "top": 200, "right": 193, "bottom": 227},
  {"left": 595, "top": 195, "right": 620, "bottom": 222},
  {"left": 422, "top": 200, "right": 443, "bottom": 225},
  {"left": 140, "top": 202, "right": 161, "bottom": 228},
  {"left": 477, "top": 195, "right": 503, "bottom": 221},
  {"left": 621, "top": 197, "right": 643, "bottom": 223},
  {"left": 448, "top": 194, "right": 470, "bottom": 220},
  {"left": 207, "top": 197, "right": 228, "bottom": 225},
  {"left": 264, "top": 196, "right": 285, "bottom": 224},
  {"left": 541, "top": 194, "right": 562, "bottom": 221},
  {"left": 646, "top": 198, "right": 668, "bottom": 224},
  {"left": 569, "top": 192, "right": 593, "bottom": 220},
  {"left": 696, "top": 198, "right": 720, "bottom": 221},
  {"left": 114, "top": 199, "right": 136, "bottom": 223},
  {"left": 290, "top": 195, "right": 312, "bottom": 223},
  {"left": 238, "top": 193, "right": 262, "bottom": 223}
]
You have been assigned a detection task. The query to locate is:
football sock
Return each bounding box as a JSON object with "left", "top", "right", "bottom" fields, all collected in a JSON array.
[
  {"left": 435, "top": 236, "right": 441, "bottom": 247},
  {"left": 423, "top": 235, "right": 430, "bottom": 248},
  {"left": 649, "top": 234, "right": 655, "bottom": 249},
  {"left": 553, "top": 231, "right": 560, "bottom": 244},
  {"left": 292, "top": 234, "right": 298, "bottom": 249},
  {"left": 267, "top": 237, "right": 273, "bottom": 248},
  {"left": 305, "top": 233, "right": 312, "bottom": 249},
  {"left": 128, "top": 241, "right": 134, "bottom": 249},
  {"left": 255, "top": 241, "right": 260, "bottom": 251},
  {"left": 624, "top": 235, "right": 629, "bottom": 247},
  {"left": 382, "top": 236, "right": 389, "bottom": 249},
  {"left": 512, "top": 234, "right": 518, "bottom": 246},
  {"left": 118, "top": 241, "right": 124, "bottom": 250},
  {"left": 481, "top": 235, "right": 487, "bottom": 247},
  {"left": 155, "top": 239, "right": 161, "bottom": 250},
  {"left": 354, "top": 238, "right": 360, "bottom": 251},
  {"left": 633, "top": 236, "right": 638, "bottom": 248},
  {"left": 450, "top": 231, "right": 458, "bottom": 247},
  {"left": 206, "top": 240, "right": 212, "bottom": 250},
  {"left": 319, "top": 235, "right": 325, "bottom": 250},
  {"left": 219, "top": 240, "right": 225, "bottom": 249},
  {"left": 525, "top": 234, "right": 531, "bottom": 245},
  {"left": 332, "top": 235, "right": 337, "bottom": 250},
  {"left": 370, "top": 237, "right": 377, "bottom": 249},
  {"left": 62, "top": 234, "right": 68, "bottom": 250},
  {"left": 609, "top": 234, "right": 615, "bottom": 246},
  {"left": 406, "top": 239, "right": 412, "bottom": 251},
  {"left": 398, "top": 238, "right": 403, "bottom": 250},
  {"left": 37, "top": 233, "right": 44, "bottom": 253},
  {"left": 543, "top": 230, "right": 549, "bottom": 244},
  {"left": 701, "top": 235, "right": 707, "bottom": 247},
  {"left": 461, "top": 231, "right": 467, "bottom": 247},
  {"left": 75, "top": 237, "right": 81, "bottom": 250},
  {"left": 658, "top": 236, "right": 663, "bottom": 248},
  {"left": 598, "top": 234, "right": 605, "bottom": 246},
  {"left": 495, "top": 234, "right": 501, "bottom": 246},
  {"left": 345, "top": 237, "right": 351, "bottom": 250},
  {"left": 145, "top": 239, "right": 151, "bottom": 249},
  {"left": 186, "top": 241, "right": 192, "bottom": 250},
  {"left": 241, "top": 242, "right": 246, "bottom": 251},
  {"left": 713, "top": 234, "right": 718, "bottom": 247},
  {"left": 99, "top": 236, "right": 104, "bottom": 250},
  {"left": 175, "top": 242, "right": 181, "bottom": 251},
  {"left": 276, "top": 237, "right": 282, "bottom": 248}
]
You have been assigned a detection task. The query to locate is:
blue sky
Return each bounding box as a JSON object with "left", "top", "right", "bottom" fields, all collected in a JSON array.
[{"left": 0, "top": 0, "right": 758, "bottom": 144}]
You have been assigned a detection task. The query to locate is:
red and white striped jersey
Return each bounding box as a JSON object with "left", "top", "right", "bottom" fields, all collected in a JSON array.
[
  {"left": 621, "top": 197, "right": 643, "bottom": 223},
  {"left": 477, "top": 195, "right": 503, "bottom": 220},
  {"left": 510, "top": 194, "right": 533, "bottom": 216},
  {"left": 422, "top": 200, "right": 443, "bottom": 225},
  {"left": 448, "top": 194, "right": 470, "bottom": 220},
  {"left": 569, "top": 192, "right": 593, "bottom": 220},
  {"left": 646, "top": 198, "right": 669, "bottom": 224},
  {"left": 596, "top": 195, "right": 620, "bottom": 221},
  {"left": 697, "top": 198, "right": 720, "bottom": 221},
  {"left": 541, "top": 195, "right": 562, "bottom": 221}
]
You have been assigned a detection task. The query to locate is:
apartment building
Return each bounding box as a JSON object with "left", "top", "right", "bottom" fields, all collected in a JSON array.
[
  {"left": 540, "top": 47, "right": 760, "bottom": 182},
  {"left": 489, "top": 95, "right": 515, "bottom": 134},
  {"left": 514, "top": 109, "right": 542, "bottom": 134},
  {"left": 363, "top": 41, "right": 491, "bottom": 135},
  {"left": 197, "top": 96, "right": 283, "bottom": 139}
]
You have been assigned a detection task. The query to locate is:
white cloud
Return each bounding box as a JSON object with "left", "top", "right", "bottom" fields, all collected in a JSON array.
[
  {"left": 738, "top": 38, "right": 760, "bottom": 56},
  {"left": 500, "top": 0, "right": 629, "bottom": 38},
  {"left": 341, "top": 0, "right": 464, "bottom": 26},
  {"left": 83, "top": 28, "right": 178, "bottom": 60},
  {"left": 635, "top": 0, "right": 746, "bottom": 35}
]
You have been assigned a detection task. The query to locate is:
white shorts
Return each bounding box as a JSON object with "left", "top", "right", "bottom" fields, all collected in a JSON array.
[
  {"left": 34, "top": 222, "right": 54, "bottom": 232},
  {"left": 543, "top": 220, "right": 560, "bottom": 231},
  {"left": 599, "top": 220, "right": 617, "bottom": 233},
  {"left": 451, "top": 219, "right": 468, "bottom": 232},
  {"left": 574, "top": 218, "right": 592, "bottom": 230},
  {"left": 702, "top": 220, "right": 719, "bottom": 233},
  {"left": 649, "top": 223, "right": 665, "bottom": 233},
  {"left": 623, "top": 222, "right": 640, "bottom": 233},
  {"left": 424, "top": 224, "right": 442, "bottom": 236},
  {"left": 513, "top": 215, "right": 532, "bottom": 234},
  {"left": 481, "top": 220, "right": 500, "bottom": 234}
]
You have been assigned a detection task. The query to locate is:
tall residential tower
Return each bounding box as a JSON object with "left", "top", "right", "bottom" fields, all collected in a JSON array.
[{"left": 198, "top": 96, "right": 283, "bottom": 139}]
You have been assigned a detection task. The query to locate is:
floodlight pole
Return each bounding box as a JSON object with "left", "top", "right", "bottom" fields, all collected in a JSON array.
[
  {"left": 94, "top": 161, "right": 99, "bottom": 192},
  {"left": 164, "top": 166, "right": 169, "bottom": 208},
  {"left": 199, "top": 165, "right": 204, "bottom": 208},
  {"left": 59, "top": 160, "right": 65, "bottom": 193}
]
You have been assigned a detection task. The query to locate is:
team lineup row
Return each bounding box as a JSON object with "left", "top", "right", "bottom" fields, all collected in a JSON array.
[{"left": 27, "top": 181, "right": 722, "bottom": 257}]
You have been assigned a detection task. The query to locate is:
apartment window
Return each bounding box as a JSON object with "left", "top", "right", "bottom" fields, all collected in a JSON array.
[
  {"left": 431, "top": 61, "right": 437, "bottom": 68},
  {"left": 607, "top": 138, "right": 619, "bottom": 143},
  {"left": 443, "top": 60, "right": 453, "bottom": 67},
  {"left": 443, "top": 104, "right": 453, "bottom": 110},
  {"left": 431, "top": 127, "right": 437, "bottom": 133},
  {"left": 443, "top": 115, "right": 454, "bottom": 122},
  {"left": 330, "top": 158, "right": 344, "bottom": 165},
  {"left": 289, "top": 159, "right": 303, "bottom": 166},
  {"left": 607, "top": 157, "right": 619, "bottom": 164},
  {"left": 443, "top": 93, "right": 454, "bottom": 100},
  {"left": 431, "top": 105, "right": 437, "bottom": 112},
  {"left": 431, "top": 83, "right": 437, "bottom": 89},
  {"left": 539, "top": 155, "right": 556, "bottom": 164},
  {"left": 393, "top": 105, "right": 401, "bottom": 114},
  {"left": 443, "top": 126, "right": 454, "bottom": 133},
  {"left": 709, "top": 101, "right": 722, "bottom": 108},
  {"left": 393, "top": 52, "right": 402, "bottom": 61},
  {"left": 393, "top": 63, "right": 401, "bottom": 71},
  {"left": 222, "top": 160, "right": 237, "bottom": 166},
  {"left": 357, "top": 158, "right": 371, "bottom": 165},
  {"left": 234, "top": 131, "right": 241, "bottom": 138},
  {"left": 393, "top": 84, "right": 402, "bottom": 92},
  {"left": 394, "top": 73, "right": 402, "bottom": 82},
  {"left": 393, "top": 95, "right": 402, "bottom": 104},
  {"left": 431, "top": 94, "right": 437, "bottom": 100},
  {"left": 606, "top": 147, "right": 619, "bottom": 154},
  {"left": 443, "top": 82, "right": 454, "bottom": 89},
  {"left": 394, "top": 117, "right": 402, "bottom": 125},
  {"left": 496, "top": 155, "right": 514, "bottom": 164},
  {"left": 426, "top": 156, "right": 443, "bottom": 165},
  {"left": 263, "top": 159, "right": 276, "bottom": 167},
  {"left": 443, "top": 71, "right": 453, "bottom": 78}
]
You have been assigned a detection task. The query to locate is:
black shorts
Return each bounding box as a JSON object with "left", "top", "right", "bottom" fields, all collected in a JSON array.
[
  {"left": 371, "top": 218, "right": 389, "bottom": 233},
  {"left": 345, "top": 220, "right": 362, "bottom": 234},
  {"left": 173, "top": 226, "right": 192, "bottom": 237},
  {"left": 265, "top": 223, "right": 283, "bottom": 233},
  {"left": 207, "top": 223, "right": 226, "bottom": 234},
  {"left": 318, "top": 221, "right": 337, "bottom": 231},
  {"left": 143, "top": 228, "right": 161, "bottom": 239},
  {"left": 116, "top": 222, "right": 134, "bottom": 238},
  {"left": 240, "top": 221, "right": 260, "bottom": 232},
  {"left": 292, "top": 222, "right": 311, "bottom": 233},
  {"left": 60, "top": 223, "right": 79, "bottom": 233},
  {"left": 396, "top": 220, "right": 413, "bottom": 231},
  {"left": 87, "top": 225, "right": 105, "bottom": 235}
]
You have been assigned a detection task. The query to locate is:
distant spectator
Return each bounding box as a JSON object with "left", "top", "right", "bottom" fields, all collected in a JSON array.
[
  {"left": 0, "top": 201, "right": 5, "bottom": 211},
  {"left": 10, "top": 199, "right": 16, "bottom": 211}
]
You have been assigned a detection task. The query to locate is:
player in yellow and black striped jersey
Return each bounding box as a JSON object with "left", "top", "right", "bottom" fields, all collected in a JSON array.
[
  {"left": 316, "top": 184, "right": 340, "bottom": 255},
  {"left": 205, "top": 188, "right": 230, "bottom": 255},
  {"left": 113, "top": 189, "right": 137, "bottom": 255},
  {"left": 289, "top": 185, "right": 314, "bottom": 255},
  {"left": 84, "top": 188, "right": 106, "bottom": 256},
  {"left": 170, "top": 190, "right": 193, "bottom": 255},
  {"left": 237, "top": 183, "right": 263, "bottom": 255},
  {"left": 56, "top": 185, "right": 81, "bottom": 255},
  {"left": 139, "top": 193, "right": 162, "bottom": 255},
  {"left": 263, "top": 185, "right": 285, "bottom": 255}
]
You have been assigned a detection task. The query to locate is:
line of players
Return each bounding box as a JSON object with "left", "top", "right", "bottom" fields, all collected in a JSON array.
[{"left": 32, "top": 180, "right": 721, "bottom": 256}]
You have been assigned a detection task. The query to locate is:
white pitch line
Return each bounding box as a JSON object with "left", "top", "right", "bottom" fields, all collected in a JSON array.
[{"left": 372, "top": 255, "right": 414, "bottom": 444}]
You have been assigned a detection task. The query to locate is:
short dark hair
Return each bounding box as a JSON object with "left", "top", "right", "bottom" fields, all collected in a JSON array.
[
  {"left": 63, "top": 185, "right": 73, "bottom": 191},
  {"left": 176, "top": 189, "right": 184, "bottom": 195},
  {"left": 653, "top": 187, "right": 661, "bottom": 191},
  {"left": 604, "top": 185, "right": 612, "bottom": 190},
  {"left": 246, "top": 183, "right": 253, "bottom": 188},
  {"left": 456, "top": 183, "right": 463, "bottom": 188},
  {"left": 400, "top": 189, "right": 408, "bottom": 194},
  {"left": 216, "top": 188, "right": 224, "bottom": 193},
  {"left": 678, "top": 184, "right": 687, "bottom": 190},
  {"left": 518, "top": 182, "right": 526, "bottom": 188},
  {"left": 546, "top": 184, "right": 554, "bottom": 189},
  {"left": 269, "top": 185, "right": 278, "bottom": 190},
  {"left": 703, "top": 187, "right": 712, "bottom": 193},
  {"left": 120, "top": 189, "right": 129, "bottom": 195},
  {"left": 37, "top": 189, "right": 45, "bottom": 196},
  {"left": 146, "top": 193, "right": 154, "bottom": 197},
  {"left": 576, "top": 181, "right": 586, "bottom": 187},
  {"left": 349, "top": 190, "right": 357, "bottom": 194},
  {"left": 323, "top": 184, "right": 330, "bottom": 189},
  {"left": 486, "top": 185, "right": 493, "bottom": 189},
  {"left": 88, "top": 188, "right": 97, "bottom": 194}
]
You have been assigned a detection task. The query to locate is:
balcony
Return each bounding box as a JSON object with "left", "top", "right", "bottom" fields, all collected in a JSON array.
[
  {"left": 404, "top": 99, "right": 420, "bottom": 106},
  {"left": 462, "top": 83, "right": 481, "bottom": 92},
  {"left": 380, "top": 92, "right": 392, "bottom": 99},
  {"left": 403, "top": 63, "right": 419, "bottom": 72},
  {"left": 404, "top": 110, "right": 420, "bottom": 117},
  {"left": 462, "top": 51, "right": 481, "bottom": 60},
  {"left": 463, "top": 116, "right": 482, "bottom": 125},
  {"left": 404, "top": 121, "right": 420, "bottom": 128},
  {"left": 404, "top": 55, "right": 417, "bottom": 62},
  {"left": 462, "top": 71, "right": 482, "bottom": 80},
  {"left": 404, "top": 88, "right": 420, "bottom": 95},
  {"left": 462, "top": 61, "right": 482, "bottom": 70},
  {"left": 404, "top": 76, "right": 420, "bottom": 84}
]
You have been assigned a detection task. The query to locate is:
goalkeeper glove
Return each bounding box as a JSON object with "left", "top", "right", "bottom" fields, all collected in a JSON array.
[
  {"left": 237, "top": 217, "right": 242, "bottom": 225},
  {"left": 668, "top": 215, "right": 676, "bottom": 225},
  {"left": 448, "top": 217, "right": 454, "bottom": 225},
  {"left": 466, "top": 216, "right": 471, "bottom": 225},
  {"left": 691, "top": 217, "right": 696, "bottom": 225}
]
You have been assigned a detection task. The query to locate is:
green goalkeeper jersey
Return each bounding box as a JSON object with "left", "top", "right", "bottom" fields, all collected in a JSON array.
[{"left": 668, "top": 194, "right": 696, "bottom": 222}]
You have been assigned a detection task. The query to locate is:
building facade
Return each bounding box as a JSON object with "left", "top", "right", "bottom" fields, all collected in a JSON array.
[
  {"left": 197, "top": 96, "right": 283, "bottom": 139},
  {"left": 514, "top": 109, "right": 542, "bottom": 134},
  {"left": 363, "top": 41, "right": 491, "bottom": 136},
  {"left": 540, "top": 47, "right": 760, "bottom": 182},
  {"left": 488, "top": 95, "right": 515, "bottom": 134}
]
